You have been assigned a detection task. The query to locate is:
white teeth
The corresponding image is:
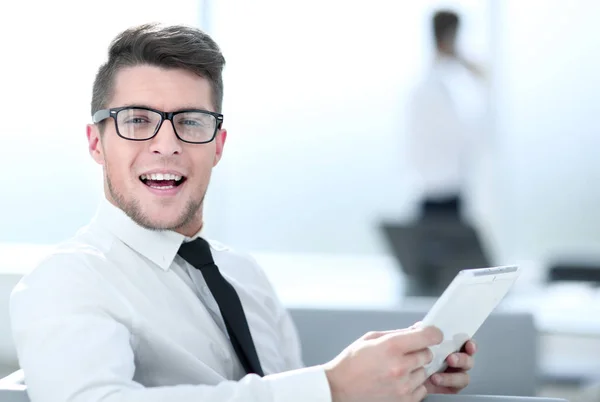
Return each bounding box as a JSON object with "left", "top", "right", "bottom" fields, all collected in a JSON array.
[
  {"left": 141, "top": 173, "right": 183, "bottom": 181},
  {"left": 149, "top": 185, "right": 175, "bottom": 190},
  {"left": 167, "top": 174, "right": 182, "bottom": 181}
]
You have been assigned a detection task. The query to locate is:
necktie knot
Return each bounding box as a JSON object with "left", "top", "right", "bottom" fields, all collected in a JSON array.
[{"left": 178, "top": 237, "right": 214, "bottom": 268}]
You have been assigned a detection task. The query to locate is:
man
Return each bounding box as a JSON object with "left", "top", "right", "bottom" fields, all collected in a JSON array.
[
  {"left": 10, "top": 23, "right": 476, "bottom": 402},
  {"left": 408, "top": 9, "right": 486, "bottom": 220}
]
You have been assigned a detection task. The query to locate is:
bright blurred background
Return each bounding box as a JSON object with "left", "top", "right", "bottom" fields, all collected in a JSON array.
[
  {"left": 2, "top": 0, "right": 599, "bottom": 265},
  {"left": 1, "top": 0, "right": 600, "bottom": 400}
]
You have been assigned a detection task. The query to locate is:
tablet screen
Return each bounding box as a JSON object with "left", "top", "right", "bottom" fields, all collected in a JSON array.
[{"left": 421, "top": 266, "right": 520, "bottom": 376}]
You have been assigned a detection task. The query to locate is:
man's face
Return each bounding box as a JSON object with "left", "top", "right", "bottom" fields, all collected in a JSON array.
[
  {"left": 440, "top": 30, "right": 458, "bottom": 55},
  {"left": 87, "top": 65, "right": 226, "bottom": 236}
]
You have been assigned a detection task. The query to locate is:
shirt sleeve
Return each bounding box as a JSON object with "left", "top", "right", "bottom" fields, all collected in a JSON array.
[{"left": 10, "top": 252, "right": 332, "bottom": 402}]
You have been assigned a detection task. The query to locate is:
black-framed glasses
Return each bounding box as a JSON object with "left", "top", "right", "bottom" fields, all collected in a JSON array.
[{"left": 92, "top": 106, "right": 224, "bottom": 144}]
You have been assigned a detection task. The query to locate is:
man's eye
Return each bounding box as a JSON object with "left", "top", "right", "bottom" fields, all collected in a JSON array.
[
  {"left": 181, "top": 119, "right": 203, "bottom": 126},
  {"left": 125, "top": 117, "right": 150, "bottom": 124}
]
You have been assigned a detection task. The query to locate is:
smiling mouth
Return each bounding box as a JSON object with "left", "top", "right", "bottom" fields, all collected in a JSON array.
[{"left": 139, "top": 173, "right": 187, "bottom": 190}]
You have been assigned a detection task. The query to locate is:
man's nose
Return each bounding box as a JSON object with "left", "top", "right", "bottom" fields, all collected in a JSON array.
[{"left": 149, "top": 120, "right": 182, "bottom": 155}]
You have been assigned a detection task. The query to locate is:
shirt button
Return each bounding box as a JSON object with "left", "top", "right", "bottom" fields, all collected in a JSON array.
[{"left": 201, "top": 285, "right": 210, "bottom": 295}]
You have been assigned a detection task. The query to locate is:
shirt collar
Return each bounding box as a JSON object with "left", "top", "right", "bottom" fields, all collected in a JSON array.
[{"left": 93, "top": 198, "right": 190, "bottom": 271}]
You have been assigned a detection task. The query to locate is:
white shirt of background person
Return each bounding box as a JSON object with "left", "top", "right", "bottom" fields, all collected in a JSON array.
[
  {"left": 406, "top": 10, "right": 487, "bottom": 208},
  {"left": 407, "top": 54, "right": 486, "bottom": 204}
]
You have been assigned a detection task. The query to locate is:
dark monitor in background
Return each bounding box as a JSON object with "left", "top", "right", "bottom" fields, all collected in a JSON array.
[
  {"left": 380, "top": 216, "right": 491, "bottom": 297},
  {"left": 547, "top": 260, "right": 600, "bottom": 284}
]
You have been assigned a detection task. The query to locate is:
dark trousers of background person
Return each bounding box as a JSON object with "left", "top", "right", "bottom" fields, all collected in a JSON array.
[
  {"left": 421, "top": 196, "right": 462, "bottom": 219},
  {"left": 408, "top": 195, "right": 490, "bottom": 297}
]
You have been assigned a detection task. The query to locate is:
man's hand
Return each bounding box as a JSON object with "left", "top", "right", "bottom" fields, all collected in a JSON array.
[
  {"left": 457, "top": 56, "right": 486, "bottom": 80},
  {"left": 425, "top": 340, "right": 477, "bottom": 394},
  {"left": 322, "top": 325, "right": 443, "bottom": 402}
]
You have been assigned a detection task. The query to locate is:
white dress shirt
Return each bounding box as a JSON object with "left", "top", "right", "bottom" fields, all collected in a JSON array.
[
  {"left": 407, "top": 56, "right": 486, "bottom": 201},
  {"left": 9, "top": 199, "right": 331, "bottom": 402}
]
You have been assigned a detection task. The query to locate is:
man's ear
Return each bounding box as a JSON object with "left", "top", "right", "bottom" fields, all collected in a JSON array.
[
  {"left": 87, "top": 124, "right": 105, "bottom": 166},
  {"left": 213, "top": 129, "right": 227, "bottom": 166}
]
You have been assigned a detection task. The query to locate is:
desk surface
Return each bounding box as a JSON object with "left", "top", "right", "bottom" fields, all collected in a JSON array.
[{"left": 252, "top": 251, "right": 600, "bottom": 336}]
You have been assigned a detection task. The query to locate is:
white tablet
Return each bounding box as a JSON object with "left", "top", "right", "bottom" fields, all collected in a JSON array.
[{"left": 421, "top": 265, "right": 521, "bottom": 377}]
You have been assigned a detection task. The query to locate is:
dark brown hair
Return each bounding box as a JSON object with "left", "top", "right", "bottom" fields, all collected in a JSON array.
[
  {"left": 432, "top": 10, "right": 460, "bottom": 47},
  {"left": 91, "top": 23, "right": 226, "bottom": 117}
]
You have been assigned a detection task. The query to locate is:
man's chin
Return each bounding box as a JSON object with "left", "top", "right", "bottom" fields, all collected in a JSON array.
[
  {"left": 134, "top": 212, "right": 189, "bottom": 231},
  {"left": 108, "top": 185, "right": 203, "bottom": 234},
  {"left": 136, "top": 200, "right": 202, "bottom": 232},
  {"left": 106, "top": 175, "right": 203, "bottom": 231}
]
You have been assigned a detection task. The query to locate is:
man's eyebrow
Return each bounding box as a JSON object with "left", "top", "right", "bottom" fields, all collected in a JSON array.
[{"left": 118, "top": 103, "right": 214, "bottom": 112}]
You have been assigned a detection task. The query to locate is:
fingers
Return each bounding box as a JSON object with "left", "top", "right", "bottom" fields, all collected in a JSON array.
[
  {"left": 382, "top": 325, "right": 443, "bottom": 353},
  {"left": 429, "top": 371, "right": 470, "bottom": 390},
  {"left": 360, "top": 326, "right": 416, "bottom": 341},
  {"left": 397, "top": 367, "right": 427, "bottom": 395},
  {"left": 361, "top": 322, "right": 435, "bottom": 343},
  {"left": 411, "top": 384, "right": 428, "bottom": 402},
  {"left": 463, "top": 340, "right": 477, "bottom": 355},
  {"left": 403, "top": 348, "right": 434, "bottom": 371},
  {"left": 446, "top": 351, "right": 474, "bottom": 371},
  {"left": 361, "top": 330, "right": 395, "bottom": 341}
]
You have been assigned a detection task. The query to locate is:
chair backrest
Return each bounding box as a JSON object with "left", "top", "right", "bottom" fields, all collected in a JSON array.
[
  {"left": 0, "top": 389, "right": 29, "bottom": 402},
  {"left": 289, "top": 307, "right": 538, "bottom": 397},
  {"left": 0, "top": 274, "right": 22, "bottom": 374},
  {"left": 380, "top": 220, "right": 493, "bottom": 297},
  {"left": 1, "top": 243, "right": 54, "bottom": 376},
  {"left": 0, "top": 370, "right": 28, "bottom": 402}
]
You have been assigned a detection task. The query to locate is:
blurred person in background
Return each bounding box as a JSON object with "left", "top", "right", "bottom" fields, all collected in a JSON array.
[
  {"left": 408, "top": 9, "right": 486, "bottom": 223},
  {"left": 9, "top": 23, "right": 477, "bottom": 402},
  {"left": 387, "top": 9, "right": 491, "bottom": 297}
]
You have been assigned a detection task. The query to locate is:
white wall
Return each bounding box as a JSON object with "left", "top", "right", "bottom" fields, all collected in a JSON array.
[
  {"left": 203, "top": 0, "right": 600, "bottom": 268},
  {"left": 0, "top": 0, "right": 203, "bottom": 245},
  {"left": 494, "top": 0, "right": 600, "bottom": 262},
  {"left": 1, "top": 0, "right": 598, "bottom": 271},
  {"left": 204, "top": 0, "right": 494, "bottom": 255}
]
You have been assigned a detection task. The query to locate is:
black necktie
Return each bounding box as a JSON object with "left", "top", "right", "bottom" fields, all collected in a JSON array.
[{"left": 178, "top": 237, "right": 265, "bottom": 376}]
